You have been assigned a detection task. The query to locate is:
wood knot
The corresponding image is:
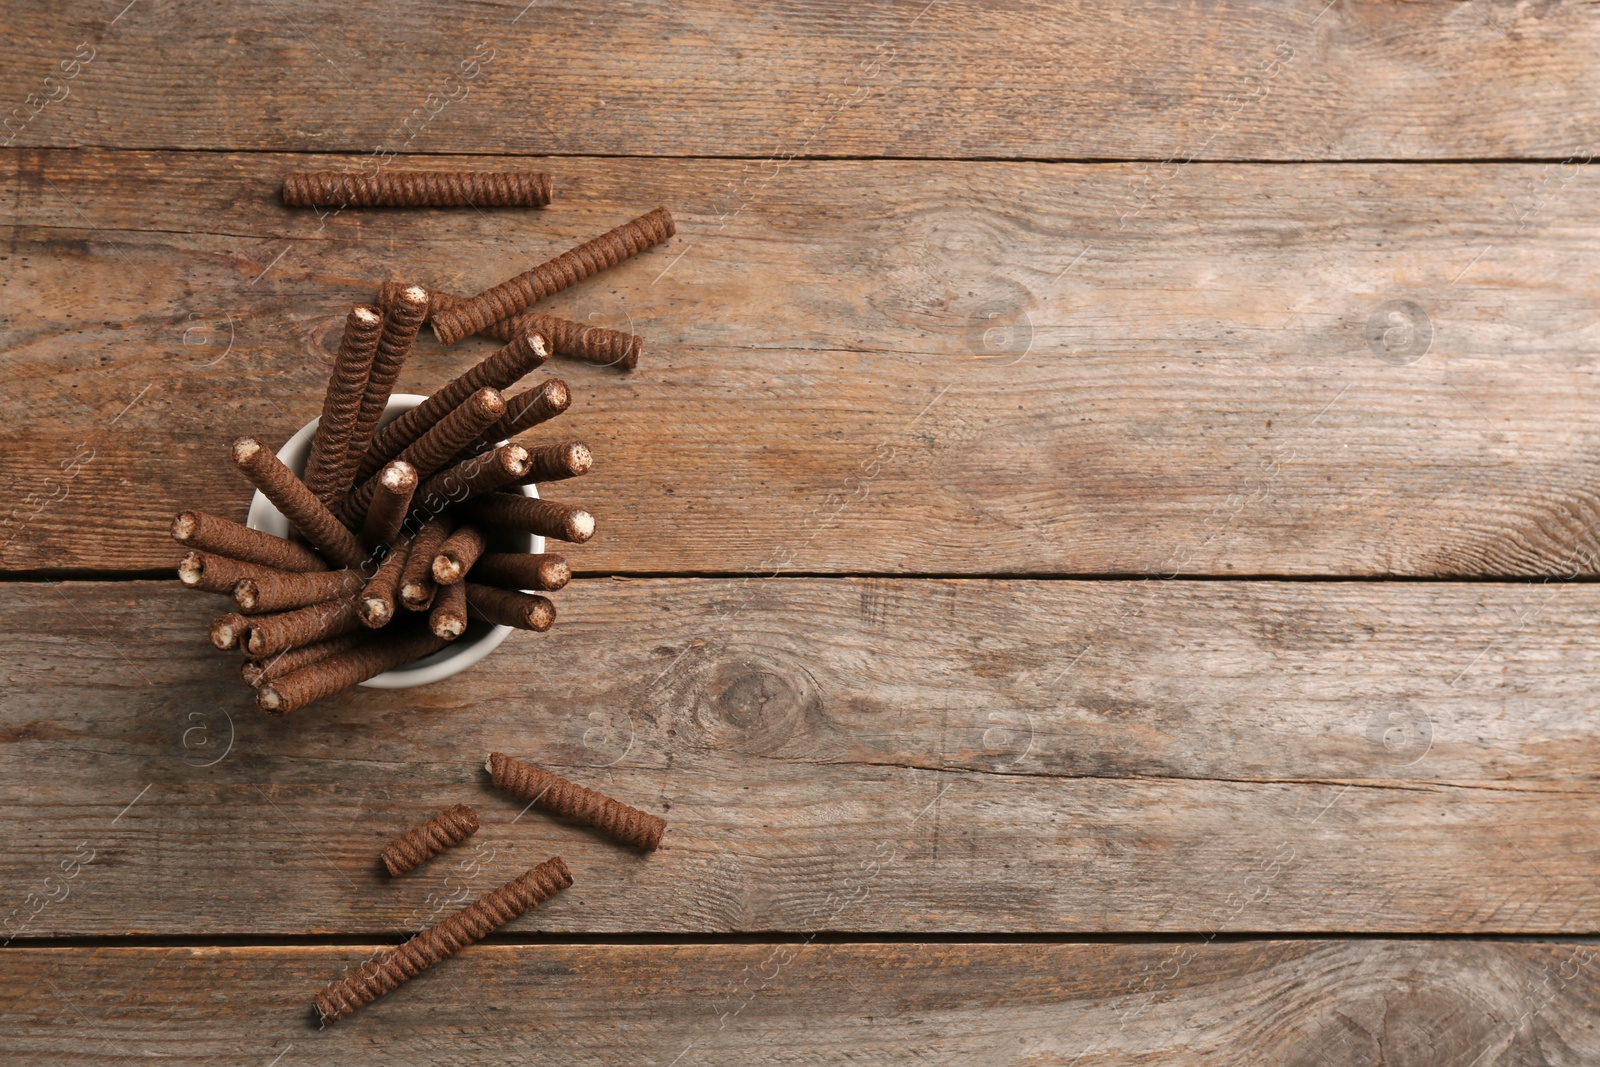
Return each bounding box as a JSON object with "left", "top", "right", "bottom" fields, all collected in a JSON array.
[{"left": 693, "top": 659, "right": 818, "bottom": 756}]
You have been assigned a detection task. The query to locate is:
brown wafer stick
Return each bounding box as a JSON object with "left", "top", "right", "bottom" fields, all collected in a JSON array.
[
  {"left": 231, "top": 437, "right": 367, "bottom": 568},
  {"left": 471, "top": 379, "right": 571, "bottom": 452},
  {"left": 340, "top": 284, "right": 429, "bottom": 495},
  {"left": 303, "top": 305, "right": 383, "bottom": 505},
  {"left": 429, "top": 580, "right": 468, "bottom": 640},
  {"left": 429, "top": 292, "right": 642, "bottom": 370},
  {"left": 516, "top": 440, "right": 592, "bottom": 484},
  {"left": 460, "top": 493, "right": 594, "bottom": 543},
  {"left": 209, "top": 613, "right": 251, "bottom": 651},
  {"left": 357, "top": 333, "right": 547, "bottom": 482},
  {"left": 379, "top": 804, "right": 480, "bottom": 877},
  {"left": 171, "top": 510, "right": 328, "bottom": 573},
  {"left": 431, "top": 207, "right": 675, "bottom": 344},
  {"left": 486, "top": 752, "right": 665, "bottom": 851},
  {"left": 246, "top": 594, "right": 365, "bottom": 659},
  {"left": 177, "top": 551, "right": 291, "bottom": 596},
  {"left": 431, "top": 525, "right": 488, "bottom": 585},
  {"left": 234, "top": 567, "right": 365, "bottom": 615},
  {"left": 240, "top": 632, "right": 372, "bottom": 688},
  {"left": 466, "top": 552, "right": 571, "bottom": 592},
  {"left": 257, "top": 626, "right": 450, "bottom": 715},
  {"left": 359, "top": 537, "right": 413, "bottom": 628},
  {"left": 359, "top": 460, "right": 417, "bottom": 549},
  {"left": 465, "top": 583, "right": 555, "bottom": 632},
  {"left": 398, "top": 516, "right": 453, "bottom": 611},
  {"left": 343, "top": 388, "right": 506, "bottom": 524},
  {"left": 311, "top": 856, "right": 572, "bottom": 1024},
  {"left": 283, "top": 171, "right": 553, "bottom": 209},
  {"left": 412, "top": 446, "right": 530, "bottom": 517}
]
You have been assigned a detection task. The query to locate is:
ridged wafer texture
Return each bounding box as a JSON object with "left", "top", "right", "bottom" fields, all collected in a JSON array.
[
  {"left": 413, "top": 446, "right": 530, "bottom": 517},
  {"left": 303, "top": 305, "right": 383, "bottom": 505},
  {"left": 283, "top": 171, "right": 553, "bottom": 209},
  {"left": 485, "top": 753, "right": 666, "bottom": 851},
  {"left": 429, "top": 580, "right": 468, "bottom": 640},
  {"left": 343, "top": 388, "right": 505, "bottom": 524},
  {"left": 177, "top": 551, "right": 292, "bottom": 596},
  {"left": 517, "top": 440, "right": 592, "bottom": 484},
  {"left": 171, "top": 510, "right": 329, "bottom": 573},
  {"left": 230, "top": 437, "right": 367, "bottom": 568},
  {"left": 339, "top": 284, "right": 430, "bottom": 494},
  {"left": 398, "top": 517, "right": 453, "bottom": 611},
  {"left": 429, "top": 292, "right": 641, "bottom": 370},
  {"left": 465, "top": 380, "right": 570, "bottom": 457},
  {"left": 359, "top": 537, "right": 413, "bottom": 628},
  {"left": 245, "top": 594, "right": 365, "bottom": 659},
  {"left": 359, "top": 460, "right": 417, "bottom": 549},
  {"left": 379, "top": 804, "right": 480, "bottom": 877},
  {"left": 233, "top": 566, "right": 365, "bottom": 615},
  {"left": 209, "top": 613, "right": 251, "bottom": 651},
  {"left": 461, "top": 493, "right": 594, "bottom": 543},
  {"left": 465, "top": 552, "right": 570, "bottom": 592},
  {"left": 430, "top": 525, "right": 488, "bottom": 586},
  {"left": 465, "top": 583, "right": 555, "bottom": 632},
  {"left": 256, "top": 626, "right": 449, "bottom": 714},
  {"left": 312, "top": 856, "right": 571, "bottom": 1024},
  {"left": 240, "top": 632, "right": 372, "bottom": 688},
  {"left": 430, "top": 207, "right": 674, "bottom": 343}
]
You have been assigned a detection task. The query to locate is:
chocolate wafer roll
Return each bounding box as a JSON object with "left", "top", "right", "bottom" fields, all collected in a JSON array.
[
  {"left": 429, "top": 292, "right": 642, "bottom": 370},
  {"left": 516, "top": 440, "right": 592, "bottom": 484},
  {"left": 209, "top": 613, "right": 251, "bottom": 651},
  {"left": 466, "top": 552, "right": 571, "bottom": 592},
  {"left": 380, "top": 804, "right": 480, "bottom": 877},
  {"left": 177, "top": 551, "right": 293, "bottom": 596},
  {"left": 257, "top": 626, "right": 449, "bottom": 715},
  {"left": 429, "top": 580, "right": 468, "bottom": 640},
  {"left": 246, "top": 594, "right": 365, "bottom": 659},
  {"left": 311, "top": 856, "right": 572, "bottom": 1024},
  {"left": 172, "top": 510, "right": 328, "bottom": 573},
  {"left": 283, "top": 170, "right": 553, "bottom": 209},
  {"left": 359, "top": 460, "right": 417, "bottom": 549},
  {"left": 486, "top": 752, "right": 665, "bottom": 851},
  {"left": 431, "top": 208, "right": 674, "bottom": 344},
  {"left": 357, "top": 333, "right": 547, "bottom": 482},
  {"left": 230, "top": 437, "right": 367, "bottom": 568},
  {"left": 234, "top": 567, "right": 365, "bottom": 615},
  {"left": 413, "top": 446, "right": 530, "bottom": 519},
  {"left": 466, "top": 379, "right": 570, "bottom": 456},
  {"left": 398, "top": 516, "right": 453, "bottom": 611},
  {"left": 465, "top": 583, "right": 555, "bottom": 632},
  {"left": 431, "top": 525, "right": 488, "bottom": 585},
  {"left": 240, "top": 631, "right": 372, "bottom": 687},
  {"left": 343, "top": 389, "right": 506, "bottom": 524},
  {"left": 303, "top": 305, "right": 383, "bottom": 505},
  {"left": 339, "top": 284, "right": 429, "bottom": 493},
  {"left": 460, "top": 493, "right": 594, "bottom": 543},
  {"left": 359, "top": 538, "right": 413, "bottom": 628}
]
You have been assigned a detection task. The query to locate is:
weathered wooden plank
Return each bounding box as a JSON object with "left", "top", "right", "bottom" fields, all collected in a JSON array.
[
  {"left": 2, "top": 579, "right": 1597, "bottom": 936},
  {"left": 3, "top": 940, "right": 1598, "bottom": 1064},
  {"left": 4, "top": 150, "right": 1600, "bottom": 576},
  {"left": 1, "top": 1, "right": 1596, "bottom": 159}
]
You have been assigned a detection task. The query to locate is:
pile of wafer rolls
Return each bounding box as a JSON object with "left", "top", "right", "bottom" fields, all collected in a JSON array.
[{"left": 174, "top": 285, "right": 596, "bottom": 715}]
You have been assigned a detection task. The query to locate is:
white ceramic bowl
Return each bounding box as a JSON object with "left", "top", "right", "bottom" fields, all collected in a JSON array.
[{"left": 245, "top": 393, "right": 542, "bottom": 688}]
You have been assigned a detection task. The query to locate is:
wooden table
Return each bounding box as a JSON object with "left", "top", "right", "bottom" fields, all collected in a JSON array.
[{"left": 4, "top": 2, "right": 1599, "bottom": 1061}]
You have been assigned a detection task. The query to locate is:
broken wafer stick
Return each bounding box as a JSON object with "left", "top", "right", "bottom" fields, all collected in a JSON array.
[
  {"left": 465, "top": 552, "right": 570, "bottom": 592},
  {"left": 339, "top": 284, "right": 429, "bottom": 495},
  {"left": 460, "top": 493, "right": 594, "bottom": 543},
  {"left": 209, "top": 613, "right": 251, "bottom": 651},
  {"left": 430, "top": 207, "right": 675, "bottom": 344},
  {"left": 358, "top": 333, "right": 547, "bottom": 482},
  {"left": 412, "top": 446, "right": 530, "bottom": 517},
  {"left": 304, "top": 305, "right": 383, "bottom": 505},
  {"left": 516, "top": 440, "right": 591, "bottom": 484},
  {"left": 246, "top": 594, "right": 365, "bottom": 659},
  {"left": 234, "top": 567, "right": 365, "bottom": 615},
  {"left": 398, "top": 516, "right": 453, "bottom": 611},
  {"left": 257, "top": 626, "right": 450, "bottom": 714},
  {"left": 486, "top": 752, "right": 665, "bottom": 851},
  {"left": 428, "top": 580, "right": 468, "bottom": 640},
  {"left": 359, "top": 537, "right": 413, "bottom": 628},
  {"left": 359, "top": 460, "right": 417, "bottom": 549},
  {"left": 240, "top": 631, "right": 372, "bottom": 687},
  {"left": 379, "top": 804, "right": 480, "bottom": 877},
  {"left": 343, "top": 388, "right": 506, "bottom": 524},
  {"left": 465, "top": 583, "right": 555, "bottom": 632},
  {"left": 172, "top": 510, "right": 329, "bottom": 573},
  {"left": 431, "top": 525, "right": 487, "bottom": 585},
  {"left": 283, "top": 171, "right": 553, "bottom": 209},
  {"left": 177, "top": 551, "right": 293, "bottom": 597},
  {"left": 231, "top": 437, "right": 368, "bottom": 568},
  {"left": 429, "top": 292, "right": 642, "bottom": 370},
  {"left": 311, "top": 856, "right": 572, "bottom": 1024}
]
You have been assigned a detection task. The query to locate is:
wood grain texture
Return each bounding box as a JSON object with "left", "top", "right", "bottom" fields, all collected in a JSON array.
[
  {"left": 1, "top": 1, "right": 1597, "bottom": 159},
  {"left": 5, "top": 150, "right": 1600, "bottom": 576},
  {"left": 2, "top": 579, "right": 1598, "bottom": 937},
  {"left": 3, "top": 940, "right": 1599, "bottom": 1064}
]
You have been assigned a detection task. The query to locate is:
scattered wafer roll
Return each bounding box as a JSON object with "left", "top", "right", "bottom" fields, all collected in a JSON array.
[
  {"left": 429, "top": 293, "right": 642, "bottom": 370},
  {"left": 209, "top": 613, "right": 251, "bottom": 651},
  {"left": 234, "top": 567, "right": 366, "bottom": 615},
  {"left": 379, "top": 804, "right": 480, "bottom": 877},
  {"left": 240, "top": 632, "right": 372, "bottom": 687},
  {"left": 359, "top": 460, "right": 417, "bottom": 549},
  {"left": 245, "top": 594, "right": 365, "bottom": 659},
  {"left": 339, "top": 284, "right": 429, "bottom": 494},
  {"left": 466, "top": 552, "right": 571, "bottom": 592},
  {"left": 431, "top": 207, "right": 675, "bottom": 344},
  {"left": 467, "top": 379, "right": 570, "bottom": 455},
  {"left": 398, "top": 517, "right": 453, "bottom": 611},
  {"left": 358, "top": 333, "right": 548, "bottom": 482},
  {"left": 465, "top": 583, "right": 555, "bottom": 632},
  {"left": 429, "top": 580, "right": 468, "bottom": 640},
  {"left": 230, "top": 437, "right": 368, "bottom": 568},
  {"left": 486, "top": 752, "right": 665, "bottom": 851},
  {"left": 461, "top": 493, "right": 594, "bottom": 543},
  {"left": 303, "top": 305, "right": 383, "bottom": 505},
  {"left": 517, "top": 440, "right": 592, "bottom": 484},
  {"left": 178, "top": 551, "right": 292, "bottom": 596},
  {"left": 359, "top": 538, "right": 413, "bottom": 628},
  {"left": 413, "top": 446, "right": 530, "bottom": 518},
  {"left": 258, "top": 626, "right": 450, "bottom": 714},
  {"left": 172, "top": 510, "right": 329, "bottom": 573},
  {"left": 311, "top": 856, "right": 572, "bottom": 1024},
  {"left": 283, "top": 171, "right": 553, "bottom": 209},
  {"left": 431, "top": 525, "right": 488, "bottom": 586},
  {"left": 343, "top": 388, "right": 506, "bottom": 524}
]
